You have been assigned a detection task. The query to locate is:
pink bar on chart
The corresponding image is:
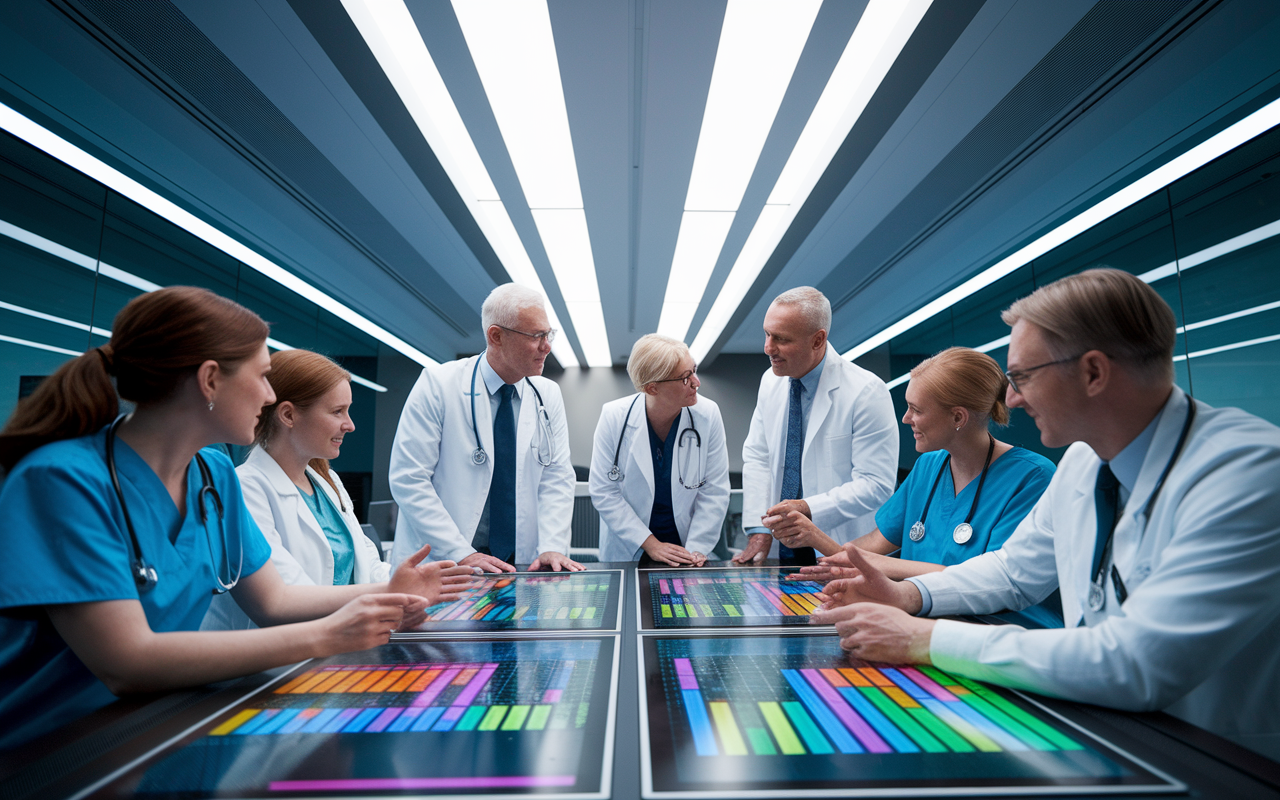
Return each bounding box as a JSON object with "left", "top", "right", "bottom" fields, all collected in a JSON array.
[
  {"left": 410, "top": 666, "right": 461, "bottom": 707},
  {"left": 800, "top": 669, "right": 892, "bottom": 753},
  {"left": 672, "top": 579, "right": 685, "bottom": 595},
  {"left": 674, "top": 658, "right": 699, "bottom": 690},
  {"left": 659, "top": 579, "right": 670, "bottom": 594},
  {"left": 271, "top": 776, "right": 576, "bottom": 791},
  {"left": 899, "top": 667, "right": 960, "bottom": 702},
  {"left": 750, "top": 582, "right": 788, "bottom": 614},
  {"left": 542, "top": 689, "right": 563, "bottom": 703},
  {"left": 453, "top": 663, "right": 498, "bottom": 706}
]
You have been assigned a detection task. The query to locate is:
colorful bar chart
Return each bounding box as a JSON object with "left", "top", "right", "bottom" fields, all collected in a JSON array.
[
  {"left": 640, "top": 568, "right": 827, "bottom": 629},
  {"left": 409, "top": 571, "right": 621, "bottom": 632},
  {"left": 116, "top": 638, "right": 616, "bottom": 799},
  {"left": 642, "top": 634, "right": 1180, "bottom": 795}
]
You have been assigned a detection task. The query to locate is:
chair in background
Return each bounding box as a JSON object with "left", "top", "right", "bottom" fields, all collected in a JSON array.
[{"left": 365, "top": 500, "right": 398, "bottom": 561}]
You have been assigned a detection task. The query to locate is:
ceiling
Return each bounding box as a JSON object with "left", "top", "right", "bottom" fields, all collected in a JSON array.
[{"left": 2, "top": 0, "right": 1279, "bottom": 368}]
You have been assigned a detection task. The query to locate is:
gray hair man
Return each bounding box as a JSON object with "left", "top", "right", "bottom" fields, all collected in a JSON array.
[
  {"left": 390, "top": 283, "right": 581, "bottom": 573},
  {"left": 735, "top": 286, "right": 899, "bottom": 565},
  {"left": 814, "top": 268, "right": 1280, "bottom": 760}
]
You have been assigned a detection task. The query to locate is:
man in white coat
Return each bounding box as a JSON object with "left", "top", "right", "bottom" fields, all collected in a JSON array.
[
  {"left": 735, "top": 287, "right": 898, "bottom": 565},
  {"left": 814, "top": 269, "right": 1280, "bottom": 760},
  {"left": 389, "top": 284, "right": 582, "bottom": 573}
]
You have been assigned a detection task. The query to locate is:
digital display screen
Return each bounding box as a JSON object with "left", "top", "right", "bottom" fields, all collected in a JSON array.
[
  {"left": 640, "top": 634, "right": 1183, "bottom": 797},
  {"left": 86, "top": 638, "right": 618, "bottom": 799},
  {"left": 638, "top": 567, "right": 828, "bottom": 629},
  {"left": 404, "top": 571, "right": 622, "bottom": 634}
]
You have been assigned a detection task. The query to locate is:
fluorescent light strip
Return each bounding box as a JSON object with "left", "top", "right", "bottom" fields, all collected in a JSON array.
[
  {"left": 1180, "top": 299, "right": 1280, "bottom": 333},
  {"left": 1173, "top": 333, "right": 1280, "bottom": 362},
  {"left": 451, "top": 0, "right": 611, "bottom": 367},
  {"left": 842, "top": 96, "right": 1280, "bottom": 361},
  {"left": 658, "top": 0, "right": 821, "bottom": 342},
  {"left": 689, "top": 0, "right": 932, "bottom": 359},
  {"left": 0, "top": 334, "right": 81, "bottom": 357},
  {"left": 342, "top": 0, "right": 581, "bottom": 368},
  {"left": 0, "top": 222, "right": 388, "bottom": 392},
  {"left": 0, "top": 103, "right": 439, "bottom": 371}
]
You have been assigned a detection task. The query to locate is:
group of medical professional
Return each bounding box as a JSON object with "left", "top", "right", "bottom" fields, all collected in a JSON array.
[{"left": 0, "top": 268, "right": 1277, "bottom": 762}]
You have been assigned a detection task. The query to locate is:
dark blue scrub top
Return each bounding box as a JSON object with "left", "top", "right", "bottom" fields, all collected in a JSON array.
[
  {"left": 0, "top": 429, "right": 272, "bottom": 750},
  {"left": 647, "top": 416, "right": 681, "bottom": 546}
]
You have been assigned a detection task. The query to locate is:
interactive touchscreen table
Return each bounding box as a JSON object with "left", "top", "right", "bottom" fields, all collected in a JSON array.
[
  {"left": 638, "top": 567, "right": 828, "bottom": 629},
  {"left": 406, "top": 570, "right": 623, "bottom": 634},
  {"left": 639, "top": 633, "right": 1183, "bottom": 797},
  {"left": 82, "top": 637, "right": 618, "bottom": 799}
]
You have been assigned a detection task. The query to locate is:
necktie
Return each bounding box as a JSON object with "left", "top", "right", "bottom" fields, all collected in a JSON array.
[
  {"left": 487, "top": 384, "right": 517, "bottom": 563},
  {"left": 778, "top": 378, "right": 814, "bottom": 565},
  {"left": 1092, "top": 464, "right": 1120, "bottom": 579}
]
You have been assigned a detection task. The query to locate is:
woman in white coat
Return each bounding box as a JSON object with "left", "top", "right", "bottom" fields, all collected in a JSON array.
[
  {"left": 204, "top": 349, "right": 389, "bottom": 629},
  {"left": 590, "top": 335, "right": 730, "bottom": 565}
]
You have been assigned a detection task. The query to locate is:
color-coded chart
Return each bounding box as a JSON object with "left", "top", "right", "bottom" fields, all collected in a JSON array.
[
  {"left": 642, "top": 634, "right": 1181, "bottom": 796},
  {"left": 640, "top": 568, "right": 827, "bottom": 629},
  {"left": 106, "top": 638, "right": 617, "bottom": 799},
  {"left": 408, "top": 570, "right": 621, "bottom": 632}
]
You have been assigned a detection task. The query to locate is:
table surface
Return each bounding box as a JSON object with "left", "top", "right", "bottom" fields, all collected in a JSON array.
[{"left": 2, "top": 561, "right": 1278, "bottom": 800}]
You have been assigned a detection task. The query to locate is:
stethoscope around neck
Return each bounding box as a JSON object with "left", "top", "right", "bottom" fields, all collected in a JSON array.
[
  {"left": 469, "top": 355, "right": 554, "bottom": 468},
  {"left": 909, "top": 434, "right": 996, "bottom": 546},
  {"left": 105, "top": 415, "right": 242, "bottom": 594},
  {"left": 607, "top": 394, "right": 707, "bottom": 489}
]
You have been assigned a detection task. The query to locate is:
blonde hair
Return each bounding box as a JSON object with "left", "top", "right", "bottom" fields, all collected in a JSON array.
[
  {"left": 256, "top": 349, "right": 351, "bottom": 507},
  {"left": 910, "top": 347, "right": 1010, "bottom": 426},
  {"left": 771, "top": 286, "right": 831, "bottom": 334},
  {"left": 627, "top": 334, "right": 691, "bottom": 391},
  {"left": 1002, "top": 268, "right": 1175, "bottom": 382}
]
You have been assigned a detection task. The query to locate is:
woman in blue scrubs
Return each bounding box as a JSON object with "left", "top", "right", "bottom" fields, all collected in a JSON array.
[
  {"left": 0, "top": 287, "right": 472, "bottom": 750},
  {"left": 772, "top": 348, "right": 1055, "bottom": 617}
]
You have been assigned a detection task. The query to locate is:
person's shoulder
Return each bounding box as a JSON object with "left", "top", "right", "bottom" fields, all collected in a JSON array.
[
  {"left": 829, "top": 353, "right": 887, "bottom": 391},
  {"left": 8, "top": 433, "right": 107, "bottom": 484},
  {"left": 904, "top": 450, "right": 947, "bottom": 482},
  {"left": 526, "top": 373, "right": 564, "bottom": 401},
  {"left": 1002, "top": 447, "right": 1057, "bottom": 476},
  {"left": 691, "top": 395, "right": 722, "bottom": 415},
  {"left": 601, "top": 394, "right": 640, "bottom": 414},
  {"left": 1186, "top": 402, "right": 1280, "bottom": 464},
  {"left": 197, "top": 446, "right": 239, "bottom": 483}
]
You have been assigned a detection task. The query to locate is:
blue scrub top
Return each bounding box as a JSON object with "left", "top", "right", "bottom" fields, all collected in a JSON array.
[
  {"left": 877, "top": 447, "right": 1055, "bottom": 566},
  {"left": 302, "top": 475, "right": 355, "bottom": 586},
  {"left": 0, "top": 428, "right": 272, "bottom": 750}
]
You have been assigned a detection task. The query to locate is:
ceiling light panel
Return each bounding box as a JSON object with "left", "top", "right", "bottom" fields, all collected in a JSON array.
[
  {"left": 343, "top": 0, "right": 579, "bottom": 367},
  {"left": 450, "top": 0, "right": 611, "bottom": 366},
  {"left": 658, "top": 0, "right": 820, "bottom": 343},
  {"left": 686, "top": 0, "right": 932, "bottom": 359}
]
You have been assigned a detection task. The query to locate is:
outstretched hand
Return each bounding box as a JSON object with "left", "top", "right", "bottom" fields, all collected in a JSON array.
[
  {"left": 529, "top": 551, "right": 585, "bottom": 572},
  {"left": 814, "top": 544, "right": 919, "bottom": 612},
  {"left": 389, "top": 543, "right": 477, "bottom": 606},
  {"left": 811, "top": 602, "right": 935, "bottom": 664},
  {"left": 320, "top": 593, "right": 420, "bottom": 655}
]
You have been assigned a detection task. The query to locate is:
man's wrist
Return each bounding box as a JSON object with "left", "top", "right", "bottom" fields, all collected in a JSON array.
[{"left": 900, "top": 578, "right": 927, "bottom": 616}]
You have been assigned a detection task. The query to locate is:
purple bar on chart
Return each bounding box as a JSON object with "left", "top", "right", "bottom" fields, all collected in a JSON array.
[
  {"left": 387, "top": 707, "right": 424, "bottom": 732},
  {"left": 659, "top": 579, "right": 670, "bottom": 595},
  {"left": 453, "top": 663, "right": 498, "bottom": 707},
  {"left": 432, "top": 706, "right": 466, "bottom": 732},
  {"left": 321, "top": 708, "right": 361, "bottom": 733},
  {"left": 673, "top": 579, "right": 685, "bottom": 595},
  {"left": 542, "top": 689, "right": 563, "bottom": 703},
  {"left": 364, "top": 708, "right": 404, "bottom": 733},
  {"left": 411, "top": 666, "right": 461, "bottom": 707},
  {"left": 800, "top": 669, "right": 891, "bottom": 753},
  {"left": 342, "top": 708, "right": 384, "bottom": 733},
  {"left": 270, "top": 776, "right": 577, "bottom": 791},
  {"left": 674, "top": 658, "right": 699, "bottom": 690},
  {"left": 899, "top": 667, "right": 959, "bottom": 702}
]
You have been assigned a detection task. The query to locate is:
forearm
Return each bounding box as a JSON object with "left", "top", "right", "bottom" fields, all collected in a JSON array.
[{"left": 869, "top": 553, "right": 944, "bottom": 581}]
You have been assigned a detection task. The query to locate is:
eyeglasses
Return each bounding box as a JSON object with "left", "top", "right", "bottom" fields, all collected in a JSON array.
[
  {"left": 496, "top": 325, "right": 557, "bottom": 344},
  {"left": 652, "top": 369, "right": 697, "bottom": 387},
  {"left": 1004, "top": 354, "right": 1084, "bottom": 394}
]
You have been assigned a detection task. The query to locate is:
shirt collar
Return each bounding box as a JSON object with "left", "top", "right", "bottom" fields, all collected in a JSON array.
[
  {"left": 795, "top": 350, "right": 826, "bottom": 396},
  {"left": 1106, "top": 399, "right": 1167, "bottom": 496},
  {"left": 479, "top": 351, "right": 521, "bottom": 397}
]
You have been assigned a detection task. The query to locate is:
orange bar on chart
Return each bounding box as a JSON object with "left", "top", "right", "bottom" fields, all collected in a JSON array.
[
  {"left": 388, "top": 669, "right": 425, "bottom": 693},
  {"left": 408, "top": 668, "right": 444, "bottom": 692},
  {"left": 838, "top": 668, "right": 872, "bottom": 687},
  {"left": 329, "top": 670, "right": 371, "bottom": 693},
  {"left": 349, "top": 669, "right": 391, "bottom": 693},
  {"left": 859, "top": 668, "right": 895, "bottom": 687},
  {"left": 309, "top": 669, "right": 353, "bottom": 694}
]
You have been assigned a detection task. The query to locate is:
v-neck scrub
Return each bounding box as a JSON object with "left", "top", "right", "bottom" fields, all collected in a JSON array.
[
  {"left": 877, "top": 448, "right": 1055, "bottom": 566},
  {"left": 0, "top": 428, "right": 272, "bottom": 749}
]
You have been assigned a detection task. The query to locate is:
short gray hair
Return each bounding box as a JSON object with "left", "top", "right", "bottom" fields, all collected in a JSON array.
[
  {"left": 481, "top": 284, "right": 545, "bottom": 334},
  {"left": 627, "top": 334, "right": 690, "bottom": 390},
  {"left": 771, "top": 286, "right": 831, "bottom": 334}
]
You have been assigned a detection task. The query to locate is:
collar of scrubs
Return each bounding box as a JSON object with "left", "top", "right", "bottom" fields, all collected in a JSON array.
[
  {"left": 479, "top": 351, "right": 524, "bottom": 400},
  {"left": 1107, "top": 397, "right": 1168, "bottom": 500}
]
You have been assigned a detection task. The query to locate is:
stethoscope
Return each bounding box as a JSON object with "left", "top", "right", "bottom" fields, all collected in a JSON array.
[
  {"left": 909, "top": 434, "right": 996, "bottom": 546},
  {"left": 105, "top": 415, "right": 242, "bottom": 594},
  {"left": 1088, "top": 400, "right": 1197, "bottom": 613},
  {"left": 469, "top": 355, "right": 554, "bottom": 468},
  {"left": 607, "top": 394, "right": 707, "bottom": 489}
]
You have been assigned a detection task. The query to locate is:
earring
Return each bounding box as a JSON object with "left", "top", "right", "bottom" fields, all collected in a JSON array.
[
  {"left": 955, "top": 426, "right": 960, "bottom": 431},
  {"left": 208, "top": 401, "right": 215, "bottom": 411}
]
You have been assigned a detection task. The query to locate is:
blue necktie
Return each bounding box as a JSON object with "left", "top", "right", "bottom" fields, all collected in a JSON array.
[
  {"left": 778, "top": 378, "right": 814, "bottom": 564},
  {"left": 487, "top": 384, "right": 517, "bottom": 563},
  {"left": 1092, "top": 463, "right": 1120, "bottom": 578}
]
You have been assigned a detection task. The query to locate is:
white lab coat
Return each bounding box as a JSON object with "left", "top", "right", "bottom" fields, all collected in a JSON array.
[
  {"left": 202, "top": 446, "right": 388, "bottom": 630},
  {"left": 917, "top": 387, "right": 1280, "bottom": 760},
  {"left": 589, "top": 394, "right": 731, "bottom": 562},
  {"left": 389, "top": 355, "right": 575, "bottom": 565},
  {"left": 742, "top": 343, "right": 898, "bottom": 550}
]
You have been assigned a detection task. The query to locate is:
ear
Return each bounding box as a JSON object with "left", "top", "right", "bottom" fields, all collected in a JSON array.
[
  {"left": 1080, "top": 350, "right": 1111, "bottom": 398},
  {"left": 812, "top": 328, "right": 828, "bottom": 353},
  {"left": 277, "top": 401, "right": 298, "bottom": 429},
  {"left": 951, "top": 407, "right": 970, "bottom": 430},
  {"left": 485, "top": 325, "right": 503, "bottom": 349},
  {"left": 642, "top": 383, "right": 659, "bottom": 397},
  {"left": 196, "top": 359, "right": 220, "bottom": 405}
]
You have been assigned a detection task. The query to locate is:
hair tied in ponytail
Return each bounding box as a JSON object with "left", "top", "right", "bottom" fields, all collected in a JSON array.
[{"left": 95, "top": 346, "right": 114, "bottom": 375}]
